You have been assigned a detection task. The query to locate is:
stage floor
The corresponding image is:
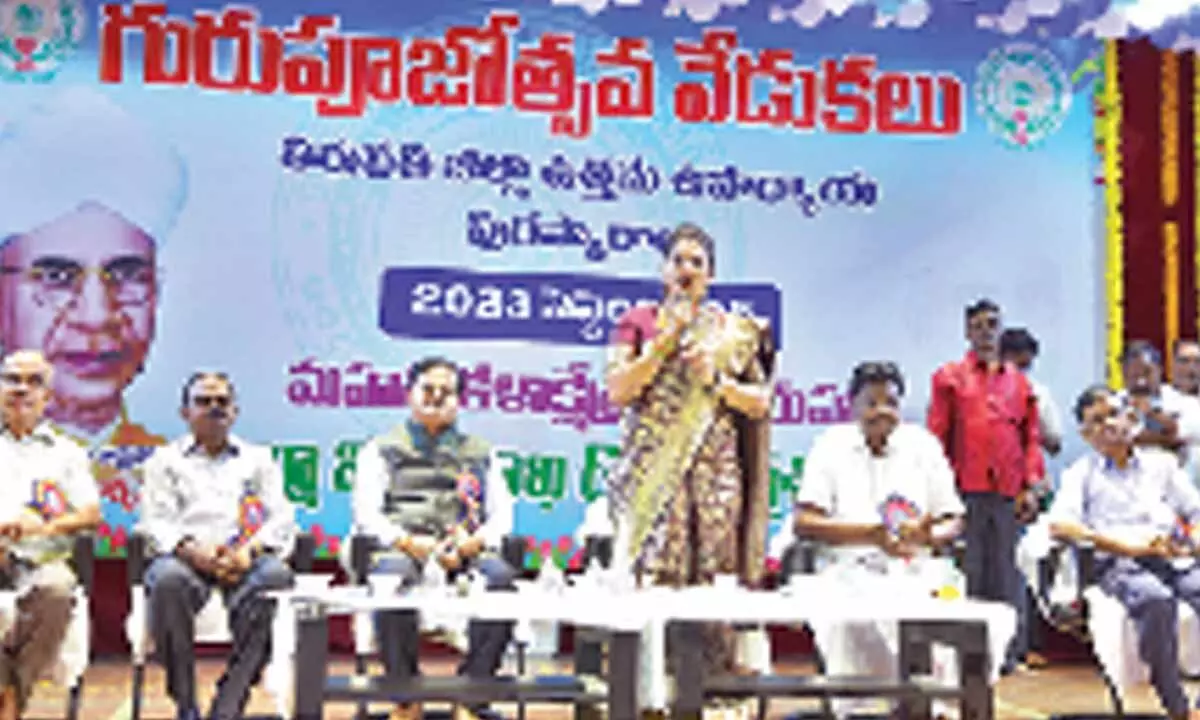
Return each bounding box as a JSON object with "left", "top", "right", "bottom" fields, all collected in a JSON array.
[{"left": 24, "top": 658, "right": 1178, "bottom": 719}]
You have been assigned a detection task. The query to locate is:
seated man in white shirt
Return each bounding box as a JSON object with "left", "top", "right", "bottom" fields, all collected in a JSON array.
[
  {"left": 1048, "top": 384, "right": 1200, "bottom": 720},
  {"left": 793, "top": 361, "right": 965, "bottom": 718},
  {"left": 140, "top": 372, "right": 296, "bottom": 720},
  {"left": 0, "top": 350, "right": 100, "bottom": 720}
]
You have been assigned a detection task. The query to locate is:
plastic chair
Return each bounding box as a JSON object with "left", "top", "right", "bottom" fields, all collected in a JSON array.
[
  {"left": 0, "top": 534, "right": 96, "bottom": 720},
  {"left": 124, "top": 532, "right": 315, "bottom": 720},
  {"left": 346, "top": 532, "right": 528, "bottom": 720},
  {"left": 1028, "top": 536, "right": 1200, "bottom": 718}
]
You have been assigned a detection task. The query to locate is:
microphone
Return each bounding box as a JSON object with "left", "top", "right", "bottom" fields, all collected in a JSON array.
[{"left": 666, "top": 288, "right": 696, "bottom": 343}]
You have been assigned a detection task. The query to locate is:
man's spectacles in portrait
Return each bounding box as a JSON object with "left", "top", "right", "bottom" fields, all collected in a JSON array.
[
  {"left": 1, "top": 256, "right": 157, "bottom": 308},
  {"left": 0, "top": 372, "right": 45, "bottom": 389}
]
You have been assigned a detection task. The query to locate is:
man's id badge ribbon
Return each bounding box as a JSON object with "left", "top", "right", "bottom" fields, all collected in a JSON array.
[
  {"left": 456, "top": 471, "right": 482, "bottom": 533},
  {"left": 229, "top": 481, "right": 267, "bottom": 547},
  {"left": 1172, "top": 515, "right": 1195, "bottom": 551},
  {"left": 879, "top": 493, "right": 920, "bottom": 534},
  {"left": 29, "top": 479, "right": 70, "bottom": 520}
]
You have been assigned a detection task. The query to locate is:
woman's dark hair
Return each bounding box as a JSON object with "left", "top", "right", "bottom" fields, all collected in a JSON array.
[
  {"left": 849, "top": 361, "right": 906, "bottom": 399},
  {"left": 662, "top": 222, "right": 716, "bottom": 276}
]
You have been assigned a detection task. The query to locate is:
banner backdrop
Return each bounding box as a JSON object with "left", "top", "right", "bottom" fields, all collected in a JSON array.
[{"left": 0, "top": 0, "right": 1102, "bottom": 561}]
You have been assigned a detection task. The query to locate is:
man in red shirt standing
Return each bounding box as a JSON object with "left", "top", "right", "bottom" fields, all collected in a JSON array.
[{"left": 927, "top": 299, "right": 1043, "bottom": 671}]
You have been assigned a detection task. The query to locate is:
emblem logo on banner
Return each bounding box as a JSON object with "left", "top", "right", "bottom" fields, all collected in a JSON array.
[
  {"left": 975, "top": 42, "right": 1071, "bottom": 149},
  {"left": 0, "top": 0, "right": 85, "bottom": 82}
]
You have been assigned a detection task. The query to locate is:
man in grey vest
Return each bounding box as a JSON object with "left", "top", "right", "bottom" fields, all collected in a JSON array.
[{"left": 351, "top": 356, "right": 515, "bottom": 720}]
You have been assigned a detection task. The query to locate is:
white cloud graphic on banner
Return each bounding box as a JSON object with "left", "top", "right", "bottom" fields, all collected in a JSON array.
[
  {"left": 663, "top": 0, "right": 750, "bottom": 22},
  {"left": 547, "top": 0, "right": 1200, "bottom": 47},
  {"left": 549, "top": 0, "right": 643, "bottom": 16}
]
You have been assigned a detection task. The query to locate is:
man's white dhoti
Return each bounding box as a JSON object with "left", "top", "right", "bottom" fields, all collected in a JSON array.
[{"left": 808, "top": 559, "right": 1013, "bottom": 719}]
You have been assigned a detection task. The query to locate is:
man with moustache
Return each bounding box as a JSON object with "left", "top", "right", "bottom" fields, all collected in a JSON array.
[
  {"left": 140, "top": 372, "right": 295, "bottom": 720},
  {"left": 351, "top": 356, "right": 514, "bottom": 720},
  {"left": 1119, "top": 341, "right": 1200, "bottom": 467},
  {"left": 1048, "top": 385, "right": 1200, "bottom": 720},
  {"left": 0, "top": 349, "right": 100, "bottom": 720},
  {"left": 1171, "top": 340, "right": 1200, "bottom": 398},
  {"left": 0, "top": 87, "right": 187, "bottom": 529},
  {"left": 794, "top": 361, "right": 967, "bottom": 719},
  {"left": 927, "top": 299, "right": 1042, "bottom": 673}
]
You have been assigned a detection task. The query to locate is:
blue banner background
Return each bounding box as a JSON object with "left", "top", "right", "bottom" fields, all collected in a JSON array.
[{"left": 0, "top": 0, "right": 1103, "bottom": 560}]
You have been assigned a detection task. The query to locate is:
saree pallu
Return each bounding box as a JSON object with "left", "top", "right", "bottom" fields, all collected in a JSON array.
[{"left": 608, "top": 307, "right": 774, "bottom": 674}]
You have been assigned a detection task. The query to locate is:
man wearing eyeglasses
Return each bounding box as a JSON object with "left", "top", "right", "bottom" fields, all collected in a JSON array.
[
  {"left": 0, "top": 88, "right": 186, "bottom": 521},
  {"left": 139, "top": 372, "right": 296, "bottom": 720},
  {"left": 350, "top": 356, "right": 514, "bottom": 720},
  {"left": 795, "top": 361, "right": 972, "bottom": 719},
  {"left": 0, "top": 349, "right": 101, "bottom": 720},
  {"left": 927, "top": 298, "right": 1043, "bottom": 674},
  {"left": 1049, "top": 385, "right": 1200, "bottom": 720}
]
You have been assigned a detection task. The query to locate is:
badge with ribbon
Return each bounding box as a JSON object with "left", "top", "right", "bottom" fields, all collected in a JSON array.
[
  {"left": 1171, "top": 515, "right": 1195, "bottom": 553},
  {"left": 456, "top": 471, "right": 482, "bottom": 534},
  {"left": 229, "top": 480, "right": 267, "bottom": 547},
  {"left": 29, "top": 478, "right": 70, "bottom": 521},
  {"left": 879, "top": 493, "right": 920, "bottom": 535}
]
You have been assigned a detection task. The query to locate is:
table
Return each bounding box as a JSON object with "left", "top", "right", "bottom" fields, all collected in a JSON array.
[
  {"left": 281, "top": 581, "right": 1011, "bottom": 720},
  {"left": 567, "top": 581, "right": 1011, "bottom": 720},
  {"left": 284, "top": 585, "right": 645, "bottom": 720}
]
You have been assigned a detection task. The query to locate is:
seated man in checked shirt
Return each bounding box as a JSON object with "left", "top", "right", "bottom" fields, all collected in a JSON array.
[
  {"left": 140, "top": 372, "right": 296, "bottom": 720},
  {"left": 0, "top": 350, "right": 100, "bottom": 720},
  {"left": 793, "top": 361, "right": 968, "bottom": 719},
  {"left": 1048, "top": 385, "right": 1200, "bottom": 720},
  {"left": 350, "top": 356, "right": 515, "bottom": 720}
]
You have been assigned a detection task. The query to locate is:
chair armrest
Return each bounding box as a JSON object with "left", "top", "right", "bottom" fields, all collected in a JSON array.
[
  {"left": 780, "top": 538, "right": 817, "bottom": 582},
  {"left": 1075, "top": 541, "right": 1097, "bottom": 588},
  {"left": 69, "top": 534, "right": 96, "bottom": 591},
  {"left": 1041, "top": 540, "right": 1099, "bottom": 607},
  {"left": 350, "top": 533, "right": 380, "bottom": 585},
  {"left": 582, "top": 534, "right": 613, "bottom": 570},
  {"left": 290, "top": 532, "right": 315, "bottom": 573},
  {"left": 127, "top": 532, "right": 150, "bottom": 587},
  {"left": 500, "top": 534, "right": 526, "bottom": 571}
]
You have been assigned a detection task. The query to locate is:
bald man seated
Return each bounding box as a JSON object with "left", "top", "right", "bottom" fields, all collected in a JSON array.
[{"left": 0, "top": 350, "right": 101, "bottom": 720}]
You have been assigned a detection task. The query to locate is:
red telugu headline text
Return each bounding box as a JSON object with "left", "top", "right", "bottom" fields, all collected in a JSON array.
[{"left": 97, "top": 3, "right": 965, "bottom": 139}]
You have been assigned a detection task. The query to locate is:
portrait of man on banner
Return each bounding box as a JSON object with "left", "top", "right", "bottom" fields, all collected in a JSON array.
[{"left": 0, "top": 86, "right": 187, "bottom": 520}]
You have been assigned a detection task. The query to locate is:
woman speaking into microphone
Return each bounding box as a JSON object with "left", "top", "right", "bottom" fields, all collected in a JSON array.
[{"left": 604, "top": 222, "right": 776, "bottom": 718}]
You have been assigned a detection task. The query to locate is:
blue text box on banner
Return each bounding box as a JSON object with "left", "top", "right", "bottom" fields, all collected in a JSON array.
[{"left": 378, "top": 266, "right": 784, "bottom": 348}]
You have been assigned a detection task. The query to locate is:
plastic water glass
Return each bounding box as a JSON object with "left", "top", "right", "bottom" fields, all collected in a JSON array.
[{"left": 368, "top": 575, "right": 397, "bottom": 596}]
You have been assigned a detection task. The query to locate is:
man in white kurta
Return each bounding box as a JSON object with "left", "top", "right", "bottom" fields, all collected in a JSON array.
[{"left": 793, "top": 361, "right": 967, "bottom": 717}]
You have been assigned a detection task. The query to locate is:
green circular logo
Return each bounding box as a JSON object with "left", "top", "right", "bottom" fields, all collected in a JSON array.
[{"left": 975, "top": 43, "right": 1071, "bottom": 150}]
